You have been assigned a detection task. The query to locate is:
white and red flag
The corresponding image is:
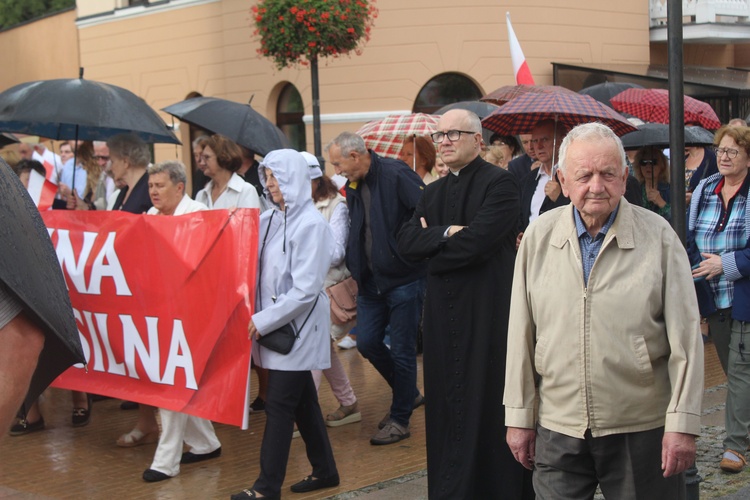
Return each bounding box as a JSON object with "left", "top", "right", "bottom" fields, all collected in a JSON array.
[
  {"left": 506, "top": 12, "right": 535, "bottom": 85},
  {"left": 27, "top": 168, "right": 57, "bottom": 211}
]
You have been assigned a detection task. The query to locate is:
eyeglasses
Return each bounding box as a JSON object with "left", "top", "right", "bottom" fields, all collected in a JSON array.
[
  {"left": 94, "top": 155, "right": 110, "bottom": 162},
  {"left": 492, "top": 141, "right": 508, "bottom": 147},
  {"left": 639, "top": 159, "right": 657, "bottom": 166},
  {"left": 714, "top": 147, "right": 740, "bottom": 159},
  {"left": 431, "top": 130, "right": 477, "bottom": 143},
  {"left": 200, "top": 154, "right": 215, "bottom": 162}
]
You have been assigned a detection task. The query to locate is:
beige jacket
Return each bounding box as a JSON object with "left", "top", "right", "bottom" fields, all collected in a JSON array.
[{"left": 504, "top": 199, "right": 704, "bottom": 438}]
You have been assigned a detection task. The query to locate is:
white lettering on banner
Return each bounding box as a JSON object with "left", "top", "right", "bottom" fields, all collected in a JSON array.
[
  {"left": 73, "top": 308, "right": 197, "bottom": 390},
  {"left": 48, "top": 229, "right": 132, "bottom": 296}
]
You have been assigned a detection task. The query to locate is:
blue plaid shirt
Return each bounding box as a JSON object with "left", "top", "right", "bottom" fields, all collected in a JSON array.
[
  {"left": 693, "top": 175, "right": 749, "bottom": 309},
  {"left": 574, "top": 205, "right": 620, "bottom": 286}
]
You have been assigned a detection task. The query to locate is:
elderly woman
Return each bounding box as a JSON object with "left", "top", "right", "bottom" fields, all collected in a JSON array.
[
  {"left": 108, "top": 133, "right": 160, "bottom": 447},
  {"left": 302, "top": 152, "right": 361, "bottom": 427},
  {"left": 488, "top": 133, "right": 522, "bottom": 169},
  {"left": 688, "top": 125, "right": 750, "bottom": 473},
  {"left": 195, "top": 134, "right": 261, "bottom": 210},
  {"left": 108, "top": 133, "right": 153, "bottom": 214},
  {"left": 398, "top": 135, "right": 437, "bottom": 184},
  {"left": 139, "top": 161, "right": 218, "bottom": 482},
  {"left": 232, "top": 150, "right": 339, "bottom": 500},
  {"left": 633, "top": 146, "right": 671, "bottom": 221}
]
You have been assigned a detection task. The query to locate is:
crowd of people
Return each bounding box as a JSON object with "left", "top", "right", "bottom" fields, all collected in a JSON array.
[{"left": 1, "top": 107, "right": 749, "bottom": 499}]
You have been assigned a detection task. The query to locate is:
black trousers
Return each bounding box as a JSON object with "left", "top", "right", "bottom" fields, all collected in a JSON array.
[
  {"left": 534, "top": 426, "right": 685, "bottom": 500},
  {"left": 253, "top": 370, "right": 338, "bottom": 497}
]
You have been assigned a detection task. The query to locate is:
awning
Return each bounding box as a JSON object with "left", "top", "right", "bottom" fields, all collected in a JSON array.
[{"left": 553, "top": 62, "right": 750, "bottom": 123}]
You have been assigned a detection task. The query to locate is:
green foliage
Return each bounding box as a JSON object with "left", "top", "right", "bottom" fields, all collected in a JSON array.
[
  {"left": 252, "top": 0, "right": 378, "bottom": 70},
  {"left": 0, "top": 0, "right": 75, "bottom": 30}
]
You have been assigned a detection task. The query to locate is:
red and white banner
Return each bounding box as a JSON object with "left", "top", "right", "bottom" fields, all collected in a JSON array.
[
  {"left": 43, "top": 209, "right": 258, "bottom": 429},
  {"left": 27, "top": 169, "right": 57, "bottom": 211},
  {"left": 506, "top": 12, "right": 535, "bottom": 85}
]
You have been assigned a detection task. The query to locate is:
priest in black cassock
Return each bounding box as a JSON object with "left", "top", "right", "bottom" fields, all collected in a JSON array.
[{"left": 398, "top": 109, "right": 534, "bottom": 499}]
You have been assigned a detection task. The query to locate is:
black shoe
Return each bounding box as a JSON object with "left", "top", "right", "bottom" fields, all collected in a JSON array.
[
  {"left": 120, "top": 400, "right": 139, "bottom": 410},
  {"left": 290, "top": 473, "right": 340, "bottom": 493},
  {"left": 143, "top": 468, "right": 171, "bottom": 482},
  {"left": 72, "top": 394, "right": 93, "bottom": 427},
  {"left": 249, "top": 396, "right": 265, "bottom": 413},
  {"left": 181, "top": 447, "right": 222, "bottom": 464},
  {"left": 9, "top": 417, "right": 45, "bottom": 436},
  {"left": 90, "top": 394, "right": 110, "bottom": 402}
]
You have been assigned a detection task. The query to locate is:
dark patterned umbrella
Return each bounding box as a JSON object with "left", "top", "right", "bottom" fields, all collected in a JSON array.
[
  {"left": 610, "top": 88, "right": 722, "bottom": 130},
  {"left": 481, "top": 91, "right": 636, "bottom": 137},
  {"left": 578, "top": 82, "right": 644, "bottom": 108},
  {"left": 480, "top": 84, "right": 576, "bottom": 106}
]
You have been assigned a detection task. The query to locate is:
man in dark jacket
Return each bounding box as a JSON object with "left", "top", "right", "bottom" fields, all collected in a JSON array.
[
  {"left": 397, "top": 110, "right": 533, "bottom": 499},
  {"left": 326, "top": 132, "right": 426, "bottom": 446}
]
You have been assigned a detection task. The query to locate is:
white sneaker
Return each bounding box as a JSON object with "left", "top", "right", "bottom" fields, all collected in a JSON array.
[{"left": 337, "top": 336, "right": 357, "bottom": 350}]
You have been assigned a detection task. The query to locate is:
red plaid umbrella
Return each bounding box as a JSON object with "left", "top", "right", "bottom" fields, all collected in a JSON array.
[
  {"left": 357, "top": 113, "right": 440, "bottom": 159},
  {"left": 481, "top": 92, "right": 637, "bottom": 137},
  {"left": 480, "top": 84, "right": 576, "bottom": 106},
  {"left": 610, "top": 88, "right": 722, "bottom": 130}
]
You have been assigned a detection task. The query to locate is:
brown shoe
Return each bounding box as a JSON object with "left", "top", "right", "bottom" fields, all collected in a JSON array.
[
  {"left": 326, "top": 401, "right": 361, "bottom": 428},
  {"left": 720, "top": 449, "right": 747, "bottom": 473}
]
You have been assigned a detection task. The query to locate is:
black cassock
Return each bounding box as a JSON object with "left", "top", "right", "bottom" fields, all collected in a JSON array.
[{"left": 399, "top": 156, "right": 534, "bottom": 500}]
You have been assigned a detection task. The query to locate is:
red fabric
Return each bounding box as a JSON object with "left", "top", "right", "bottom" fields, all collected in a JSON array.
[
  {"left": 515, "top": 61, "right": 535, "bottom": 86},
  {"left": 481, "top": 91, "right": 637, "bottom": 137},
  {"left": 480, "top": 84, "right": 575, "bottom": 106},
  {"left": 45, "top": 209, "right": 258, "bottom": 429},
  {"left": 610, "top": 88, "right": 722, "bottom": 130},
  {"left": 356, "top": 113, "right": 441, "bottom": 159}
]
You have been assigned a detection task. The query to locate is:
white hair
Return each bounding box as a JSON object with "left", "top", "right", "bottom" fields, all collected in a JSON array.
[{"left": 558, "top": 122, "right": 627, "bottom": 174}]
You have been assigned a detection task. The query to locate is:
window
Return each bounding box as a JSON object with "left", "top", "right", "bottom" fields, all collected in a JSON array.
[
  {"left": 413, "top": 73, "right": 483, "bottom": 114},
  {"left": 276, "top": 84, "right": 306, "bottom": 152}
]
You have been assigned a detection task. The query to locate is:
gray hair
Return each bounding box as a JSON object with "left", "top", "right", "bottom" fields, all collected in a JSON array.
[
  {"left": 147, "top": 160, "right": 187, "bottom": 186},
  {"left": 107, "top": 133, "right": 151, "bottom": 167},
  {"left": 558, "top": 122, "right": 627, "bottom": 175},
  {"left": 192, "top": 135, "right": 210, "bottom": 148},
  {"left": 326, "top": 131, "right": 368, "bottom": 156},
  {"left": 463, "top": 110, "right": 482, "bottom": 133}
]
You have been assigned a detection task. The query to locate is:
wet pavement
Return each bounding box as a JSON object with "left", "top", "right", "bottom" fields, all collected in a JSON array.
[{"left": 1, "top": 341, "right": 749, "bottom": 499}]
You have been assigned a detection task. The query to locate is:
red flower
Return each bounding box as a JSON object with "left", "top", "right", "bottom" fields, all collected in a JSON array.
[
  {"left": 347, "top": 27, "right": 354, "bottom": 33},
  {"left": 290, "top": 6, "right": 298, "bottom": 14},
  {"left": 309, "top": 41, "right": 317, "bottom": 47}
]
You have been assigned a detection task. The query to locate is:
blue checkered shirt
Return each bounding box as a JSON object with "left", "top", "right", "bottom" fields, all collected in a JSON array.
[
  {"left": 692, "top": 175, "right": 749, "bottom": 309},
  {"left": 574, "top": 206, "right": 620, "bottom": 286}
]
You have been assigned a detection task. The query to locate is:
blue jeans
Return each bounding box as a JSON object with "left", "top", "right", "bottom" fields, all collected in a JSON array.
[{"left": 356, "top": 277, "right": 425, "bottom": 427}]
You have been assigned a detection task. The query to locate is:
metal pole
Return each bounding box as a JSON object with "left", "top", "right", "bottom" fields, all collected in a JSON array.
[
  {"left": 311, "top": 54, "right": 322, "bottom": 157},
  {"left": 668, "top": 0, "right": 686, "bottom": 246}
]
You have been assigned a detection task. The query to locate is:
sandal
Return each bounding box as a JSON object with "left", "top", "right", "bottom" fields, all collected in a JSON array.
[
  {"left": 116, "top": 428, "right": 159, "bottom": 448},
  {"left": 325, "top": 401, "right": 362, "bottom": 428},
  {"left": 72, "top": 394, "right": 93, "bottom": 427}
]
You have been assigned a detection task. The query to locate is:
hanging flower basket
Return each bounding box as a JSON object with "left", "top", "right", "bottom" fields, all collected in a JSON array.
[{"left": 252, "top": 0, "right": 378, "bottom": 69}]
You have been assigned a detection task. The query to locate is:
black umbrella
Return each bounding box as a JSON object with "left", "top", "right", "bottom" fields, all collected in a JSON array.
[
  {"left": 578, "top": 82, "right": 644, "bottom": 108},
  {"left": 0, "top": 160, "right": 84, "bottom": 409},
  {"left": 435, "top": 101, "right": 501, "bottom": 119},
  {"left": 0, "top": 133, "right": 18, "bottom": 147},
  {"left": 620, "top": 123, "right": 715, "bottom": 150},
  {"left": 0, "top": 76, "right": 180, "bottom": 144},
  {"left": 163, "top": 97, "right": 290, "bottom": 156}
]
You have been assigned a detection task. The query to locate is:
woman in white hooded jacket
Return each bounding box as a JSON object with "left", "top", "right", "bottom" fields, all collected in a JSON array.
[{"left": 232, "top": 149, "right": 339, "bottom": 500}]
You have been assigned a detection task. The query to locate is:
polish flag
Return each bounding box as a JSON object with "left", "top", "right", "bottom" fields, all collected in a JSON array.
[
  {"left": 27, "top": 168, "right": 57, "bottom": 211},
  {"left": 506, "top": 12, "right": 535, "bottom": 85}
]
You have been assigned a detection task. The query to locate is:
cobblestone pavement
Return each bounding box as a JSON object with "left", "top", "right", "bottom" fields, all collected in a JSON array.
[{"left": 1, "top": 342, "right": 749, "bottom": 499}]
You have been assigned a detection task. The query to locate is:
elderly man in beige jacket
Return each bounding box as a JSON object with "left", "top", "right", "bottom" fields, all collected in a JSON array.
[{"left": 504, "top": 122, "right": 704, "bottom": 499}]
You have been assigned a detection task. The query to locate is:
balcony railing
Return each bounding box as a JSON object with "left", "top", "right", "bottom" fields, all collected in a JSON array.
[{"left": 650, "top": 0, "right": 750, "bottom": 26}]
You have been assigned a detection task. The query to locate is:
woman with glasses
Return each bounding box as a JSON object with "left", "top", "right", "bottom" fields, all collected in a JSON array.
[
  {"left": 195, "top": 134, "right": 262, "bottom": 210},
  {"left": 688, "top": 125, "right": 750, "bottom": 474},
  {"left": 487, "top": 133, "right": 521, "bottom": 169},
  {"left": 632, "top": 146, "right": 671, "bottom": 221}
]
